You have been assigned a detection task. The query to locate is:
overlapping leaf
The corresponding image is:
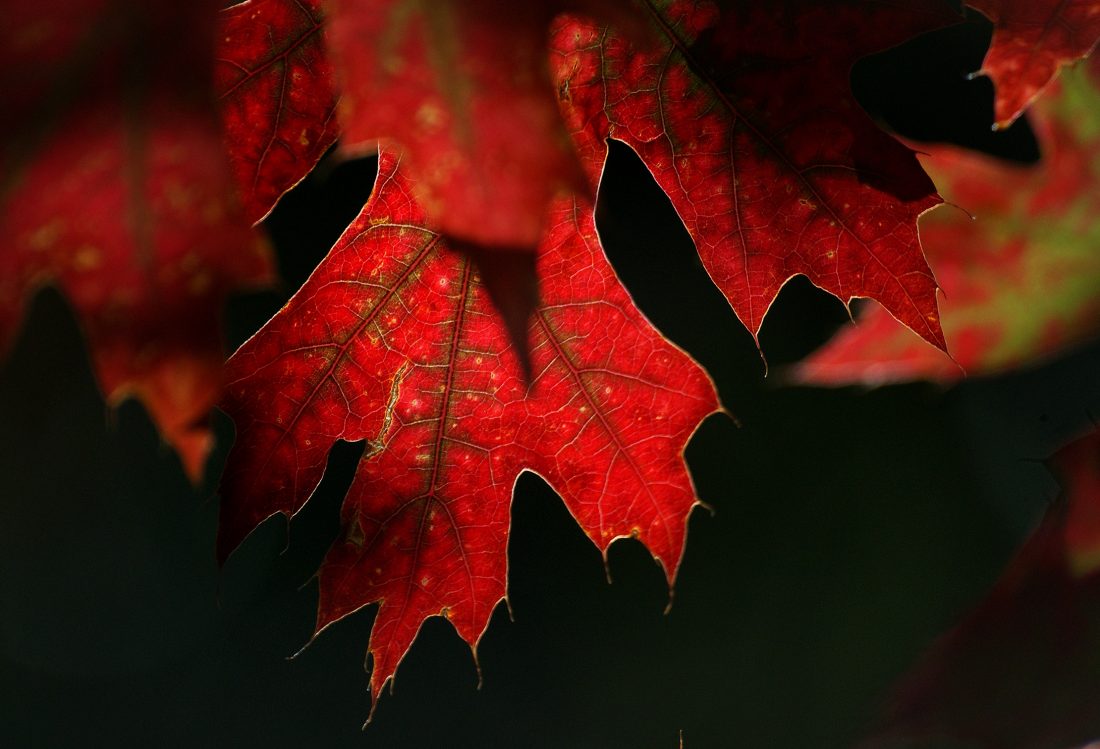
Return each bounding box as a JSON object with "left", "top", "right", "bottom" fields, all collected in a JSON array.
[
  {"left": 872, "top": 431, "right": 1100, "bottom": 749},
  {"left": 216, "top": 0, "right": 339, "bottom": 224},
  {"left": 550, "top": 0, "right": 954, "bottom": 353},
  {"left": 0, "top": 0, "right": 272, "bottom": 480},
  {"left": 218, "top": 150, "right": 720, "bottom": 708},
  {"left": 220, "top": 0, "right": 956, "bottom": 357},
  {"left": 316, "top": 0, "right": 653, "bottom": 356},
  {"left": 323, "top": 0, "right": 589, "bottom": 251},
  {"left": 209, "top": 0, "right": 986, "bottom": 715},
  {"left": 797, "top": 63, "right": 1100, "bottom": 386},
  {"left": 968, "top": 0, "right": 1100, "bottom": 129}
]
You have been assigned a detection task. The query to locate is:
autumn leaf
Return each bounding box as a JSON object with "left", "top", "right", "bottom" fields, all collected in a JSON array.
[
  {"left": 870, "top": 431, "right": 1100, "bottom": 749},
  {"left": 216, "top": 0, "right": 339, "bottom": 224},
  {"left": 796, "top": 62, "right": 1100, "bottom": 386},
  {"left": 217, "top": 149, "right": 721, "bottom": 712},
  {"left": 323, "top": 0, "right": 588, "bottom": 251},
  {"left": 550, "top": 0, "right": 955, "bottom": 356},
  {"left": 967, "top": 0, "right": 1100, "bottom": 129},
  {"left": 0, "top": 0, "right": 273, "bottom": 480}
]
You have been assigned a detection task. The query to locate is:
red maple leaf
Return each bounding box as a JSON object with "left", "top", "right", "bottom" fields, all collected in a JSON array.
[
  {"left": 0, "top": 0, "right": 273, "bottom": 480},
  {"left": 217, "top": 150, "right": 721, "bottom": 711},
  {"left": 551, "top": 0, "right": 955, "bottom": 355},
  {"left": 968, "top": 0, "right": 1100, "bottom": 129},
  {"left": 796, "top": 61, "right": 1100, "bottom": 386},
  {"left": 871, "top": 430, "right": 1100, "bottom": 749}
]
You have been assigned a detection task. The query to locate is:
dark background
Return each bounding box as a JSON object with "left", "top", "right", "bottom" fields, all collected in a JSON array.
[{"left": 3, "top": 11, "right": 1098, "bottom": 748}]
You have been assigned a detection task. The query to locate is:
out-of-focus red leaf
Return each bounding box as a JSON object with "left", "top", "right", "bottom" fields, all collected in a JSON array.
[
  {"left": 276, "top": 0, "right": 651, "bottom": 369},
  {"left": 796, "top": 63, "right": 1100, "bottom": 386},
  {"left": 0, "top": 0, "right": 273, "bottom": 481},
  {"left": 967, "top": 0, "right": 1100, "bottom": 129},
  {"left": 872, "top": 431, "right": 1100, "bottom": 749},
  {"left": 216, "top": 0, "right": 339, "bottom": 224},
  {"left": 217, "top": 149, "right": 720, "bottom": 713},
  {"left": 323, "top": 0, "right": 588, "bottom": 251},
  {"left": 550, "top": 0, "right": 954, "bottom": 355}
]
